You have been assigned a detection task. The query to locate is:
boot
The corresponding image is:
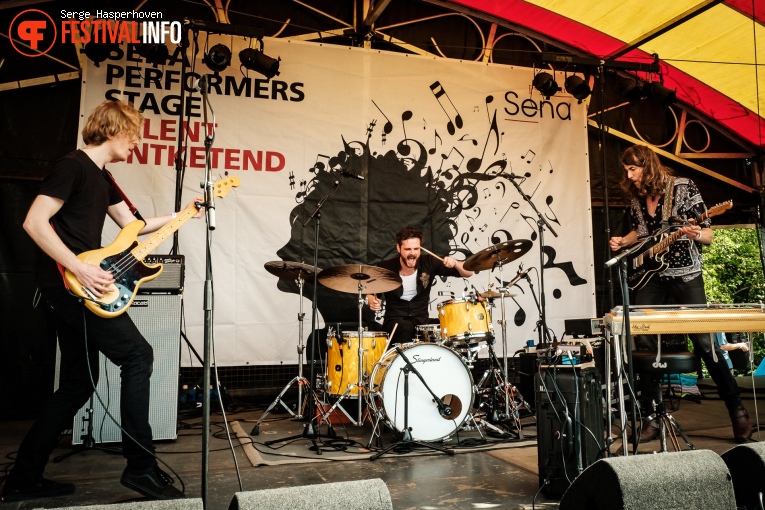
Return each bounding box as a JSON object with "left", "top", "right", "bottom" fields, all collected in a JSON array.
[
  {"left": 730, "top": 406, "right": 753, "bottom": 443},
  {"left": 639, "top": 418, "right": 660, "bottom": 443}
]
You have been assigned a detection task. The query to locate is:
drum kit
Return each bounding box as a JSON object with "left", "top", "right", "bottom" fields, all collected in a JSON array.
[{"left": 253, "top": 239, "right": 534, "bottom": 447}]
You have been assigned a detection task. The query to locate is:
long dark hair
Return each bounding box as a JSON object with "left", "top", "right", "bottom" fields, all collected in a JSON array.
[{"left": 619, "top": 145, "right": 672, "bottom": 198}]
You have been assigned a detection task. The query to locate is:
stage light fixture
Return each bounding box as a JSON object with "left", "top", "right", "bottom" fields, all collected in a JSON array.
[
  {"left": 203, "top": 43, "right": 231, "bottom": 73},
  {"left": 564, "top": 75, "right": 591, "bottom": 103},
  {"left": 83, "top": 42, "right": 119, "bottom": 68},
  {"left": 532, "top": 72, "right": 560, "bottom": 100},
  {"left": 618, "top": 77, "right": 646, "bottom": 105},
  {"left": 239, "top": 39, "right": 280, "bottom": 80},
  {"left": 644, "top": 81, "right": 677, "bottom": 106},
  {"left": 135, "top": 43, "right": 169, "bottom": 67}
]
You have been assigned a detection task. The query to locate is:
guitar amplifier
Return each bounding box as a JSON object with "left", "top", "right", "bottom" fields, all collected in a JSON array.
[{"left": 139, "top": 255, "right": 184, "bottom": 293}]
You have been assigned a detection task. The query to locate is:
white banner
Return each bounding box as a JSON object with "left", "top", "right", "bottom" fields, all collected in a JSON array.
[{"left": 80, "top": 36, "right": 596, "bottom": 366}]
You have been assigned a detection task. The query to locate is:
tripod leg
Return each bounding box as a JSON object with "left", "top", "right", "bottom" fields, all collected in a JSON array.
[{"left": 251, "top": 376, "right": 308, "bottom": 435}]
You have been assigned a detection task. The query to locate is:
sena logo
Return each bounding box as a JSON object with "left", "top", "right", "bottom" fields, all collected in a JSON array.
[{"left": 9, "top": 9, "right": 57, "bottom": 57}]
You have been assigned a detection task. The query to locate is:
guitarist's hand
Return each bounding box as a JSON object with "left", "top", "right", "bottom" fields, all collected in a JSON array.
[
  {"left": 609, "top": 231, "right": 637, "bottom": 252},
  {"left": 73, "top": 261, "right": 115, "bottom": 298},
  {"left": 679, "top": 225, "right": 709, "bottom": 244}
]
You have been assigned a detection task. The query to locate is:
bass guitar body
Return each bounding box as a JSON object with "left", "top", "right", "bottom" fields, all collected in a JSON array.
[{"left": 64, "top": 220, "right": 163, "bottom": 318}]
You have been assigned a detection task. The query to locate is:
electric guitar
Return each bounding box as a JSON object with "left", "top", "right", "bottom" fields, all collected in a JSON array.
[
  {"left": 626, "top": 200, "right": 731, "bottom": 291},
  {"left": 64, "top": 176, "right": 240, "bottom": 318}
]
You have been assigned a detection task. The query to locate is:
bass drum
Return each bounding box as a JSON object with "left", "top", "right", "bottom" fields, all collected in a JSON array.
[{"left": 369, "top": 343, "right": 474, "bottom": 442}]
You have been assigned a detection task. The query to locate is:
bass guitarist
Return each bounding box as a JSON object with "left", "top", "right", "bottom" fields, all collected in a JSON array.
[
  {"left": 608, "top": 144, "right": 751, "bottom": 444},
  {"left": 2, "top": 100, "right": 201, "bottom": 503}
]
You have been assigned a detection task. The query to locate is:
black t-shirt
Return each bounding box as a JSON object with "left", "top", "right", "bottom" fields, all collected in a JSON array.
[
  {"left": 377, "top": 253, "right": 461, "bottom": 319},
  {"left": 36, "top": 150, "right": 122, "bottom": 287}
]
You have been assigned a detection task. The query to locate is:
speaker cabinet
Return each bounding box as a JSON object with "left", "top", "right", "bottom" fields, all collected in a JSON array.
[
  {"left": 535, "top": 365, "right": 604, "bottom": 498},
  {"left": 229, "top": 478, "right": 392, "bottom": 510},
  {"left": 560, "top": 450, "right": 736, "bottom": 510},
  {"left": 72, "top": 294, "right": 182, "bottom": 444},
  {"left": 721, "top": 442, "right": 765, "bottom": 510}
]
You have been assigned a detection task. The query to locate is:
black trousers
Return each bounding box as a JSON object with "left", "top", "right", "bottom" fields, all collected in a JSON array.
[
  {"left": 382, "top": 316, "right": 431, "bottom": 345},
  {"left": 634, "top": 274, "right": 742, "bottom": 413},
  {"left": 10, "top": 286, "right": 155, "bottom": 485}
]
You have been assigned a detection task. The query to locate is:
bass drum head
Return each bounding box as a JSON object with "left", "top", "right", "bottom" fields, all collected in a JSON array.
[{"left": 370, "top": 343, "right": 474, "bottom": 442}]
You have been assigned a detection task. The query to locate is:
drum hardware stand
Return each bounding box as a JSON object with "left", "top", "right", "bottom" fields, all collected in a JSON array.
[
  {"left": 260, "top": 177, "right": 347, "bottom": 454},
  {"left": 251, "top": 272, "right": 311, "bottom": 435},
  {"left": 370, "top": 345, "right": 455, "bottom": 460},
  {"left": 54, "top": 394, "right": 123, "bottom": 463}
]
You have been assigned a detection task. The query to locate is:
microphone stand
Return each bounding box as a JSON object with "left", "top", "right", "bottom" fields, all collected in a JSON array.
[
  {"left": 506, "top": 175, "right": 557, "bottom": 344},
  {"left": 370, "top": 345, "right": 455, "bottom": 460},
  {"left": 198, "top": 80, "right": 216, "bottom": 508}
]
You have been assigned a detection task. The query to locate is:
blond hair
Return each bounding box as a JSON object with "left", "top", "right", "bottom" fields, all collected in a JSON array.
[{"left": 81, "top": 100, "right": 143, "bottom": 146}]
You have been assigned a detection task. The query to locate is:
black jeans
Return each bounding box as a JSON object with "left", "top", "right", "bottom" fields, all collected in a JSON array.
[
  {"left": 10, "top": 286, "right": 155, "bottom": 485},
  {"left": 634, "top": 274, "right": 742, "bottom": 413},
  {"left": 382, "top": 316, "right": 430, "bottom": 345}
]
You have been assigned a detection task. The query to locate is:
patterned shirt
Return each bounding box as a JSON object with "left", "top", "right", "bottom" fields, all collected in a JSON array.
[{"left": 628, "top": 177, "right": 709, "bottom": 279}]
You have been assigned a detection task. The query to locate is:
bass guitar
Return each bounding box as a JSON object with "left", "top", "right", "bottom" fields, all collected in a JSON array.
[
  {"left": 627, "top": 200, "right": 732, "bottom": 291},
  {"left": 64, "top": 176, "right": 240, "bottom": 318}
]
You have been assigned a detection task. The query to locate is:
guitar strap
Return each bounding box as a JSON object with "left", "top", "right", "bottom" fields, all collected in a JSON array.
[
  {"left": 660, "top": 176, "right": 675, "bottom": 227},
  {"left": 103, "top": 168, "right": 144, "bottom": 222}
]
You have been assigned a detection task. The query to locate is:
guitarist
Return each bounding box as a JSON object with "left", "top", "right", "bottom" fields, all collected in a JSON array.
[
  {"left": 2, "top": 101, "right": 201, "bottom": 503},
  {"left": 608, "top": 144, "right": 751, "bottom": 444}
]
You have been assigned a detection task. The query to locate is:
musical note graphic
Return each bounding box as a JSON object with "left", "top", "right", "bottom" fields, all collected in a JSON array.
[
  {"left": 466, "top": 215, "right": 475, "bottom": 232},
  {"left": 459, "top": 134, "right": 478, "bottom": 146},
  {"left": 466, "top": 111, "right": 500, "bottom": 172},
  {"left": 473, "top": 106, "right": 479, "bottom": 112},
  {"left": 428, "top": 130, "right": 442, "bottom": 155},
  {"left": 520, "top": 214, "right": 538, "bottom": 241},
  {"left": 545, "top": 195, "right": 561, "bottom": 225},
  {"left": 440, "top": 147, "right": 465, "bottom": 179},
  {"left": 310, "top": 154, "right": 330, "bottom": 173},
  {"left": 372, "top": 99, "right": 393, "bottom": 144},
  {"left": 366, "top": 119, "right": 376, "bottom": 138},
  {"left": 288, "top": 171, "right": 295, "bottom": 189},
  {"left": 495, "top": 181, "right": 506, "bottom": 198},
  {"left": 400, "top": 110, "right": 413, "bottom": 156},
  {"left": 483, "top": 187, "right": 490, "bottom": 199},
  {"left": 521, "top": 149, "right": 536, "bottom": 164},
  {"left": 429, "top": 81, "right": 463, "bottom": 135},
  {"left": 542, "top": 246, "right": 587, "bottom": 286},
  {"left": 490, "top": 229, "right": 513, "bottom": 245},
  {"left": 500, "top": 202, "right": 520, "bottom": 222},
  {"left": 479, "top": 223, "right": 488, "bottom": 233}
]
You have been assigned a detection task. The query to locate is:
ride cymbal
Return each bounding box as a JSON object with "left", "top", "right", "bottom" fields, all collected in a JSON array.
[
  {"left": 480, "top": 290, "right": 517, "bottom": 299},
  {"left": 264, "top": 261, "right": 320, "bottom": 281},
  {"left": 318, "top": 264, "right": 402, "bottom": 294},
  {"left": 463, "top": 239, "right": 533, "bottom": 272}
]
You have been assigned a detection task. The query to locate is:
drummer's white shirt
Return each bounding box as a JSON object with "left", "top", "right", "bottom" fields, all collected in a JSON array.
[{"left": 400, "top": 271, "right": 418, "bottom": 301}]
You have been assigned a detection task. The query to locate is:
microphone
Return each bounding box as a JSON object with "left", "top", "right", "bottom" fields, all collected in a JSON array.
[
  {"left": 605, "top": 250, "right": 631, "bottom": 268},
  {"left": 439, "top": 402, "right": 453, "bottom": 417},
  {"left": 194, "top": 76, "right": 208, "bottom": 94},
  {"left": 335, "top": 168, "right": 365, "bottom": 181},
  {"left": 506, "top": 267, "right": 532, "bottom": 287}
]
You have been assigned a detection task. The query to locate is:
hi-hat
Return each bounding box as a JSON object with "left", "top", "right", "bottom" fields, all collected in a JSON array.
[
  {"left": 480, "top": 290, "right": 516, "bottom": 299},
  {"left": 264, "top": 261, "right": 320, "bottom": 281},
  {"left": 464, "top": 239, "right": 532, "bottom": 272},
  {"left": 318, "top": 264, "right": 402, "bottom": 294}
]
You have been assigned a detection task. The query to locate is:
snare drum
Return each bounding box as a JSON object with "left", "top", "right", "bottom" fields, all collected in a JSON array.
[
  {"left": 326, "top": 331, "right": 388, "bottom": 396},
  {"left": 415, "top": 324, "right": 442, "bottom": 343},
  {"left": 437, "top": 298, "right": 493, "bottom": 346},
  {"left": 369, "top": 343, "right": 474, "bottom": 442}
]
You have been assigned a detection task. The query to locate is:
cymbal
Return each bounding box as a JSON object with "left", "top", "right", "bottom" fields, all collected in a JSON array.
[
  {"left": 318, "top": 264, "right": 402, "bottom": 294},
  {"left": 463, "top": 239, "right": 533, "bottom": 272},
  {"left": 480, "top": 290, "right": 516, "bottom": 299},
  {"left": 264, "top": 261, "right": 320, "bottom": 281}
]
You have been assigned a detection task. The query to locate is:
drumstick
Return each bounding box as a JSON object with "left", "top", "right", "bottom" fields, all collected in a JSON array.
[
  {"left": 384, "top": 323, "right": 398, "bottom": 352},
  {"left": 420, "top": 246, "right": 444, "bottom": 262}
]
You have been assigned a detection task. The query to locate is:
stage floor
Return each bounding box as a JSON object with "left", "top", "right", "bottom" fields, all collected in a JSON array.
[{"left": 0, "top": 379, "right": 761, "bottom": 509}]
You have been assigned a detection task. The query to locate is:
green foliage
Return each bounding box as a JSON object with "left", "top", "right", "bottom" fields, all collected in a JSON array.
[{"left": 703, "top": 228, "right": 765, "bottom": 367}]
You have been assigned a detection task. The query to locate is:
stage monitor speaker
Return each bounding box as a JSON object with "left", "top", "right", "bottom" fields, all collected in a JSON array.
[
  {"left": 72, "top": 294, "right": 182, "bottom": 444},
  {"left": 721, "top": 442, "right": 765, "bottom": 510},
  {"left": 228, "top": 478, "right": 392, "bottom": 510},
  {"left": 535, "top": 365, "right": 603, "bottom": 498},
  {"left": 559, "top": 449, "right": 736, "bottom": 510},
  {"left": 54, "top": 499, "right": 202, "bottom": 509}
]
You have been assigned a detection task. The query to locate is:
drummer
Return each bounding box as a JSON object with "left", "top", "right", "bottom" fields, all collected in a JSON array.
[{"left": 367, "top": 226, "right": 473, "bottom": 344}]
